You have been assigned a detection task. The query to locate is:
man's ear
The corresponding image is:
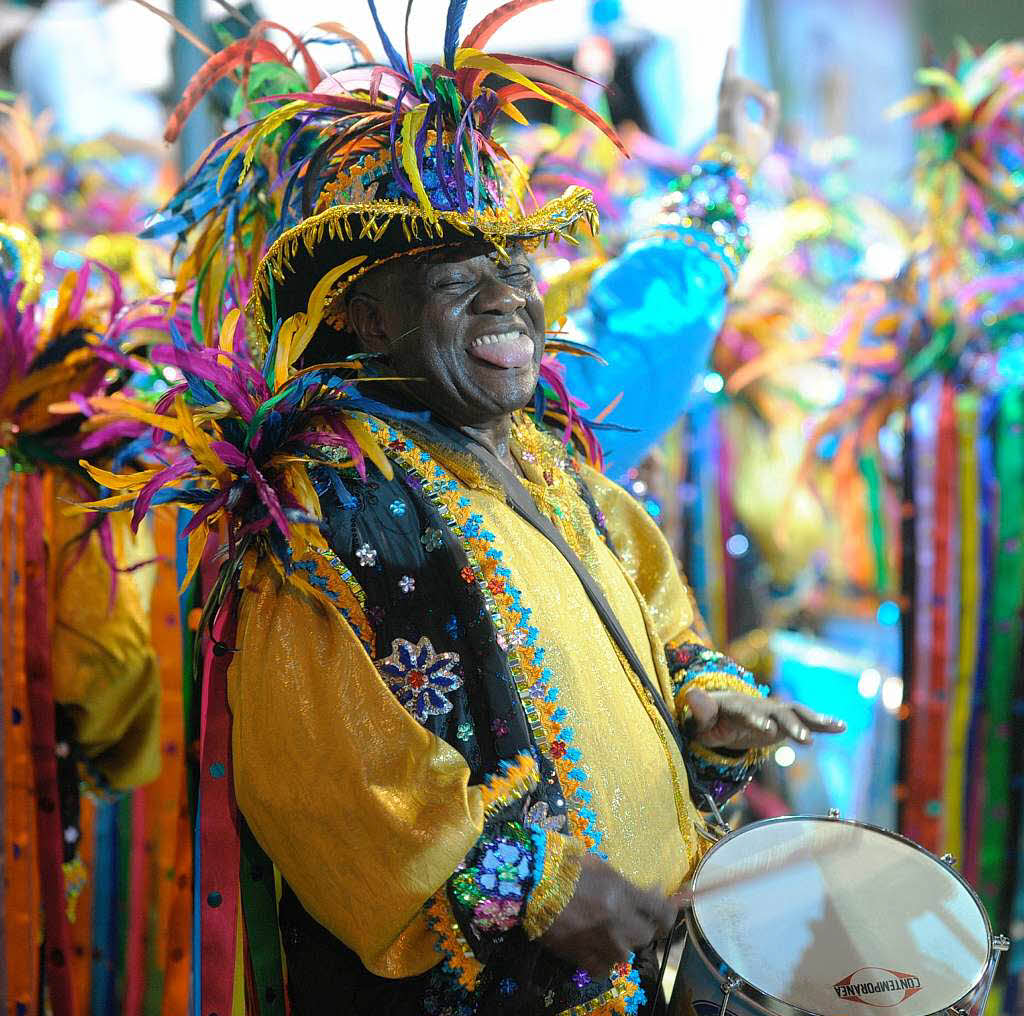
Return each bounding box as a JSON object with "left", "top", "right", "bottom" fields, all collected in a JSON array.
[{"left": 347, "top": 293, "right": 389, "bottom": 354}]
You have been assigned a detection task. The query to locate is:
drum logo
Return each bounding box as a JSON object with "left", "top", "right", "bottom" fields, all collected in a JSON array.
[{"left": 833, "top": 967, "right": 923, "bottom": 1007}]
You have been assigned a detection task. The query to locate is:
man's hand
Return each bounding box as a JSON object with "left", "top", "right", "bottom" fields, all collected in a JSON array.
[
  {"left": 684, "top": 687, "right": 846, "bottom": 751},
  {"left": 539, "top": 854, "right": 684, "bottom": 977},
  {"left": 715, "top": 46, "right": 780, "bottom": 168}
]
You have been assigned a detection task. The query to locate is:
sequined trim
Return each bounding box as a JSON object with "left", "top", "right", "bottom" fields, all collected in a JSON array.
[
  {"left": 666, "top": 642, "right": 768, "bottom": 707},
  {"left": 246, "top": 188, "right": 600, "bottom": 354},
  {"left": 557, "top": 964, "right": 646, "bottom": 1016},
  {"left": 292, "top": 545, "right": 375, "bottom": 655},
  {"left": 480, "top": 752, "right": 540, "bottom": 820},
  {"left": 688, "top": 739, "right": 772, "bottom": 771},
  {"left": 423, "top": 893, "right": 483, "bottom": 992},
  {"left": 366, "top": 418, "right": 607, "bottom": 859},
  {"left": 364, "top": 418, "right": 655, "bottom": 1002},
  {"left": 660, "top": 155, "right": 750, "bottom": 286},
  {"left": 523, "top": 831, "right": 584, "bottom": 941}
]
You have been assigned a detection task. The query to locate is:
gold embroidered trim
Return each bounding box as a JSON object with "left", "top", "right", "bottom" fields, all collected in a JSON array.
[
  {"left": 245, "top": 187, "right": 599, "bottom": 355},
  {"left": 674, "top": 671, "right": 762, "bottom": 718},
  {"left": 688, "top": 739, "right": 772, "bottom": 770},
  {"left": 523, "top": 832, "right": 584, "bottom": 941}
]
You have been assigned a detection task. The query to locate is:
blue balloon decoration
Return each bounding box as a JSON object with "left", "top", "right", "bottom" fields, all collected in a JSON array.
[{"left": 560, "top": 230, "right": 728, "bottom": 476}]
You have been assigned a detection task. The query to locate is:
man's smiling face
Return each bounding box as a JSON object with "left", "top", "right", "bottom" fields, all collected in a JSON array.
[{"left": 347, "top": 243, "right": 545, "bottom": 427}]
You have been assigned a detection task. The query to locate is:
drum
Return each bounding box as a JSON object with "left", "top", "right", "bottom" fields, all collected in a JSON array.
[{"left": 671, "top": 815, "right": 1009, "bottom": 1016}]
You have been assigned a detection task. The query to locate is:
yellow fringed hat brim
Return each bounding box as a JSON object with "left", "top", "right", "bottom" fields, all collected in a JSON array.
[{"left": 244, "top": 186, "right": 599, "bottom": 360}]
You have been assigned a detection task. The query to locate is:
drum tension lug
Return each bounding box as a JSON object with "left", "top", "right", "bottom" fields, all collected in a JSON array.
[
  {"left": 718, "top": 974, "right": 742, "bottom": 1016},
  {"left": 827, "top": 808, "right": 841, "bottom": 819},
  {"left": 993, "top": 935, "right": 1010, "bottom": 952},
  {"left": 940, "top": 853, "right": 956, "bottom": 866}
]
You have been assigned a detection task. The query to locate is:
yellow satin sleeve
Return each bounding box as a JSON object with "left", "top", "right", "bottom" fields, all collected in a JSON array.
[
  {"left": 228, "top": 560, "right": 490, "bottom": 978},
  {"left": 51, "top": 482, "right": 161, "bottom": 790},
  {"left": 579, "top": 463, "right": 702, "bottom": 648}
]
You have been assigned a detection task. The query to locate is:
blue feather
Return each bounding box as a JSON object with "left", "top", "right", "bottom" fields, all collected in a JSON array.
[
  {"left": 366, "top": 0, "right": 409, "bottom": 75},
  {"left": 443, "top": 0, "right": 469, "bottom": 68}
]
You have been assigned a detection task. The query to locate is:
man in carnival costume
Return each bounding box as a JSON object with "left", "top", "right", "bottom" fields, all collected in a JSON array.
[
  {"left": 104, "top": 5, "right": 845, "bottom": 1014},
  {"left": 0, "top": 221, "right": 160, "bottom": 1016}
]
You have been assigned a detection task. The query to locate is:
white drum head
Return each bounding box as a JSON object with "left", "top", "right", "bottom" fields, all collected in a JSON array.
[{"left": 691, "top": 817, "right": 990, "bottom": 1016}]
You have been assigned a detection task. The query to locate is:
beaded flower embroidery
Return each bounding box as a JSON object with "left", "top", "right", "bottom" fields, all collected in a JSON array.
[
  {"left": 377, "top": 637, "right": 463, "bottom": 723},
  {"left": 451, "top": 823, "right": 534, "bottom": 934}
]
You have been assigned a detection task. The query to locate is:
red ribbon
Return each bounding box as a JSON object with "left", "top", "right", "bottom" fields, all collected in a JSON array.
[
  {"left": 198, "top": 585, "right": 241, "bottom": 1016},
  {"left": 905, "top": 381, "right": 956, "bottom": 851}
]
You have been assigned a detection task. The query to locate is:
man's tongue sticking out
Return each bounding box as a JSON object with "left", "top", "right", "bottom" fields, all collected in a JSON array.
[{"left": 467, "top": 330, "right": 534, "bottom": 369}]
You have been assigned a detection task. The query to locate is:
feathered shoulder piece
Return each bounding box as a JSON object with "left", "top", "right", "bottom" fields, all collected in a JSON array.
[{"left": 77, "top": 292, "right": 419, "bottom": 605}]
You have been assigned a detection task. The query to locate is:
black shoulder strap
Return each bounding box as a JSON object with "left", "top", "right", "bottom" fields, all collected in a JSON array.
[{"left": 465, "top": 441, "right": 688, "bottom": 761}]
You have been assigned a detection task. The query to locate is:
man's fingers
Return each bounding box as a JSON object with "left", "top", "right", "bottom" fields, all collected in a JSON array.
[
  {"left": 763, "top": 90, "right": 781, "bottom": 135},
  {"left": 773, "top": 707, "right": 811, "bottom": 744},
  {"left": 683, "top": 687, "right": 719, "bottom": 731},
  {"left": 719, "top": 45, "right": 737, "bottom": 95},
  {"left": 669, "top": 885, "right": 693, "bottom": 911},
  {"left": 791, "top": 701, "right": 846, "bottom": 732}
]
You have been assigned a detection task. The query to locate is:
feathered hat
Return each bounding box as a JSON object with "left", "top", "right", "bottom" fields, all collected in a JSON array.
[{"left": 148, "top": 1, "right": 624, "bottom": 360}]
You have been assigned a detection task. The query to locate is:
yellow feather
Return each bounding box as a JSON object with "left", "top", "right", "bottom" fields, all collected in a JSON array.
[
  {"left": 87, "top": 396, "right": 185, "bottom": 436},
  {"left": 885, "top": 93, "right": 933, "bottom": 120},
  {"left": 66, "top": 491, "right": 145, "bottom": 513},
  {"left": 288, "top": 255, "right": 368, "bottom": 366},
  {"left": 175, "top": 397, "right": 231, "bottom": 486},
  {"left": 497, "top": 99, "right": 528, "bottom": 126},
  {"left": 179, "top": 527, "right": 209, "bottom": 595},
  {"left": 344, "top": 415, "right": 394, "bottom": 481},
  {"left": 79, "top": 460, "right": 161, "bottom": 490},
  {"left": 453, "top": 49, "right": 554, "bottom": 104},
  {"left": 401, "top": 105, "right": 434, "bottom": 216},
  {"left": 274, "top": 315, "right": 303, "bottom": 390},
  {"left": 218, "top": 307, "right": 241, "bottom": 367}
]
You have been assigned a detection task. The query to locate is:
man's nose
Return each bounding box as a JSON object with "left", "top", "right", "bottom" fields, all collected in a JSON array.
[{"left": 472, "top": 275, "right": 526, "bottom": 315}]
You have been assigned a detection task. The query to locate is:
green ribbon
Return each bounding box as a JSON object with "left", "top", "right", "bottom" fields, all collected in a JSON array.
[
  {"left": 979, "top": 387, "right": 1024, "bottom": 926},
  {"left": 859, "top": 451, "right": 889, "bottom": 592},
  {"left": 239, "top": 818, "right": 287, "bottom": 1016}
]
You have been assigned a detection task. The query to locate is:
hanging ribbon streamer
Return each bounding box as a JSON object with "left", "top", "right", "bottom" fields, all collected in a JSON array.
[
  {"left": 2, "top": 474, "right": 42, "bottom": 1016},
  {"left": 920, "top": 380, "right": 957, "bottom": 853},
  {"left": 963, "top": 394, "right": 998, "bottom": 888},
  {"left": 123, "top": 788, "right": 151, "bottom": 1016},
  {"left": 90, "top": 798, "right": 118, "bottom": 1015},
  {"left": 903, "top": 379, "right": 940, "bottom": 848},
  {"left": 859, "top": 451, "right": 889, "bottom": 592},
  {"left": 198, "top": 586, "right": 242, "bottom": 1016},
  {"left": 943, "top": 392, "right": 980, "bottom": 862},
  {"left": 979, "top": 388, "right": 1024, "bottom": 925},
  {"left": 146, "top": 505, "right": 190, "bottom": 1013},
  {"left": 70, "top": 792, "right": 97, "bottom": 1008},
  {"left": 23, "top": 471, "right": 77, "bottom": 1016},
  {"left": 239, "top": 816, "right": 288, "bottom": 1016}
]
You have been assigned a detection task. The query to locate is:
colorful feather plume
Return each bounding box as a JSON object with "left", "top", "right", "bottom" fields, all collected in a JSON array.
[
  {"left": 144, "top": 1, "right": 621, "bottom": 352},
  {"left": 75, "top": 289, "right": 426, "bottom": 605},
  {"left": 891, "top": 39, "right": 1024, "bottom": 265}
]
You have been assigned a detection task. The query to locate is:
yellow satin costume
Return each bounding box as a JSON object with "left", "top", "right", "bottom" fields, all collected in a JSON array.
[{"left": 228, "top": 416, "right": 747, "bottom": 981}]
